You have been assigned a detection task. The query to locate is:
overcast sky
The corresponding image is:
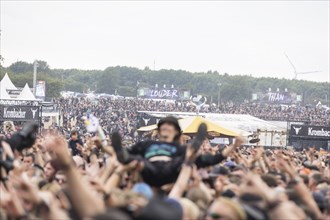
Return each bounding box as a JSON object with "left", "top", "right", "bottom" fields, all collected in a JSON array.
[{"left": 1, "top": 1, "right": 329, "bottom": 82}]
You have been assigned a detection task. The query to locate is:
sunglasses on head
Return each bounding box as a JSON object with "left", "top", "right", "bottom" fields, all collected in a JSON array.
[
  {"left": 207, "top": 212, "right": 222, "bottom": 220},
  {"left": 55, "top": 177, "right": 66, "bottom": 183},
  {"left": 207, "top": 212, "right": 234, "bottom": 220}
]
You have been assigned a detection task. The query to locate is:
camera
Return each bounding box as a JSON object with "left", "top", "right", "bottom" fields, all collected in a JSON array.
[
  {"left": 3, "top": 122, "right": 39, "bottom": 152},
  {"left": 0, "top": 122, "right": 38, "bottom": 173}
]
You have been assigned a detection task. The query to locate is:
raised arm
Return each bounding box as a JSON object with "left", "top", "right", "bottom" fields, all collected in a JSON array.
[
  {"left": 195, "top": 136, "right": 244, "bottom": 168},
  {"left": 45, "top": 135, "right": 105, "bottom": 218},
  {"left": 278, "top": 158, "right": 322, "bottom": 219},
  {"left": 169, "top": 164, "right": 192, "bottom": 199}
]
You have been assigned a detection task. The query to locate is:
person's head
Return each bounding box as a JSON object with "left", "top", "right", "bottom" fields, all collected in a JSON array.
[
  {"left": 55, "top": 171, "right": 67, "bottom": 186},
  {"left": 206, "top": 197, "right": 246, "bottom": 220},
  {"left": 71, "top": 131, "right": 78, "bottom": 141},
  {"left": 250, "top": 164, "right": 262, "bottom": 175},
  {"left": 261, "top": 174, "right": 278, "bottom": 188},
  {"left": 157, "top": 116, "right": 181, "bottom": 143},
  {"left": 23, "top": 153, "right": 35, "bottom": 170},
  {"left": 44, "top": 160, "right": 57, "bottom": 181},
  {"left": 309, "top": 173, "right": 323, "bottom": 189},
  {"left": 91, "top": 207, "right": 131, "bottom": 220},
  {"left": 180, "top": 198, "right": 200, "bottom": 220},
  {"left": 186, "top": 187, "right": 209, "bottom": 216}
]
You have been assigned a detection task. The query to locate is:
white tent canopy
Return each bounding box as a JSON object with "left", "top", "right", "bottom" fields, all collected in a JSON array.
[
  {"left": 138, "top": 111, "right": 285, "bottom": 132},
  {"left": 0, "top": 86, "right": 12, "bottom": 99},
  {"left": 17, "top": 83, "right": 36, "bottom": 100},
  {"left": 0, "top": 73, "right": 17, "bottom": 90}
]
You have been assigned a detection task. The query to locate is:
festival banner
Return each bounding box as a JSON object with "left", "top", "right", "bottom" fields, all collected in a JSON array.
[
  {"left": 35, "top": 80, "right": 46, "bottom": 100},
  {"left": 137, "top": 113, "right": 162, "bottom": 128},
  {"left": 290, "top": 125, "right": 330, "bottom": 139},
  {"left": 0, "top": 105, "right": 40, "bottom": 121},
  {"left": 263, "top": 92, "right": 293, "bottom": 104},
  {"left": 137, "top": 88, "right": 190, "bottom": 100}
]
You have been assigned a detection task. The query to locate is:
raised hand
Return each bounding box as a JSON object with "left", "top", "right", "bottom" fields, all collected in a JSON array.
[
  {"left": 234, "top": 135, "right": 245, "bottom": 147},
  {"left": 0, "top": 182, "right": 26, "bottom": 218},
  {"left": 10, "top": 173, "right": 41, "bottom": 204},
  {"left": 44, "top": 135, "right": 72, "bottom": 169}
]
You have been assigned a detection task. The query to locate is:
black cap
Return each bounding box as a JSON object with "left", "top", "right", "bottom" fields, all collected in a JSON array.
[{"left": 157, "top": 116, "right": 181, "bottom": 133}]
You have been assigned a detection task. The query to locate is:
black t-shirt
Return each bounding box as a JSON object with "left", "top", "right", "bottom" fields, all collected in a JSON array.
[
  {"left": 128, "top": 140, "right": 185, "bottom": 160},
  {"left": 68, "top": 139, "right": 83, "bottom": 156},
  {"left": 127, "top": 140, "right": 226, "bottom": 186}
]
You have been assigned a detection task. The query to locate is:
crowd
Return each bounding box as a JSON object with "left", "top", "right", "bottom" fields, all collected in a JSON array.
[
  {"left": 55, "top": 97, "right": 329, "bottom": 140},
  {"left": 0, "top": 115, "right": 329, "bottom": 220}
]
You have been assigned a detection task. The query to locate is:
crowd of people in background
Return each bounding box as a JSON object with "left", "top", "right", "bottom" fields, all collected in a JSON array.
[{"left": 55, "top": 97, "right": 329, "bottom": 140}]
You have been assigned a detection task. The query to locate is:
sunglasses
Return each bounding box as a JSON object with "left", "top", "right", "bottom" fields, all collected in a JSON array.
[
  {"left": 55, "top": 177, "right": 67, "bottom": 183},
  {"left": 207, "top": 212, "right": 233, "bottom": 220},
  {"left": 207, "top": 212, "right": 221, "bottom": 220}
]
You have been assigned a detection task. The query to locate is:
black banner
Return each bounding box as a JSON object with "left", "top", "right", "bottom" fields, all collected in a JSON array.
[
  {"left": 137, "top": 113, "right": 162, "bottom": 128},
  {"left": 290, "top": 125, "right": 330, "bottom": 139},
  {"left": 0, "top": 105, "right": 40, "bottom": 121}
]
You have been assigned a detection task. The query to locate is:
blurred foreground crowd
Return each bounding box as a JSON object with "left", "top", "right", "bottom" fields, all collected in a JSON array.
[{"left": 0, "top": 120, "right": 329, "bottom": 220}]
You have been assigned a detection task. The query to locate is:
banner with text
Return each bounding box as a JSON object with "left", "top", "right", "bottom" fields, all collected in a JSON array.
[
  {"left": 137, "top": 88, "right": 190, "bottom": 100},
  {"left": 290, "top": 125, "right": 330, "bottom": 140},
  {"left": 263, "top": 92, "right": 293, "bottom": 104},
  {"left": 35, "top": 81, "right": 46, "bottom": 100},
  {"left": 0, "top": 106, "right": 40, "bottom": 121}
]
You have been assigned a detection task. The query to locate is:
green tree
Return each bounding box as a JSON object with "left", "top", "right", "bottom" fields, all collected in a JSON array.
[{"left": 9, "top": 61, "right": 33, "bottom": 73}]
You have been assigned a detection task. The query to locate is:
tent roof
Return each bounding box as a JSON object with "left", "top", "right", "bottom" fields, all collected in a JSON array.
[
  {"left": 17, "top": 83, "right": 36, "bottom": 100},
  {"left": 0, "top": 86, "right": 12, "bottom": 99},
  {"left": 138, "top": 116, "right": 238, "bottom": 137},
  {"left": 138, "top": 111, "right": 286, "bottom": 132},
  {"left": 0, "top": 73, "right": 17, "bottom": 90}
]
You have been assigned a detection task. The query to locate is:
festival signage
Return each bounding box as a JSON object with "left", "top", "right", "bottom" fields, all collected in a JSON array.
[
  {"left": 137, "top": 88, "right": 190, "bottom": 100},
  {"left": 190, "top": 95, "right": 207, "bottom": 113},
  {"left": 7, "top": 89, "right": 22, "bottom": 96},
  {"left": 137, "top": 114, "right": 162, "bottom": 128},
  {"left": 251, "top": 90, "right": 299, "bottom": 104},
  {"left": 290, "top": 125, "right": 330, "bottom": 139},
  {"left": 0, "top": 105, "right": 40, "bottom": 121},
  {"left": 264, "top": 92, "right": 293, "bottom": 104},
  {"left": 149, "top": 89, "right": 178, "bottom": 99},
  {"left": 35, "top": 81, "right": 46, "bottom": 100}
]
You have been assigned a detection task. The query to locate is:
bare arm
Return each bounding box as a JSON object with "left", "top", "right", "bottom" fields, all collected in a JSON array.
[
  {"left": 278, "top": 158, "right": 322, "bottom": 219},
  {"left": 33, "top": 149, "right": 45, "bottom": 167},
  {"left": 45, "top": 135, "right": 105, "bottom": 218},
  {"left": 99, "top": 157, "right": 116, "bottom": 184},
  {"left": 104, "top": 160, "right": 138, "bottom": 194},
  {"left": 222, "top": 136, "right": 244, "bottom": 158},
  {"left": 169, "top": 164, "right": 192, "bottom": 199}
]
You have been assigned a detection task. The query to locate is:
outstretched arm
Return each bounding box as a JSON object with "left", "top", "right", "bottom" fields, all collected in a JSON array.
[
  {"left": 195, "top": 136, "right": 244, "bottom": 168},
  {"left": 169, "top": 164, "right": 192, "bottom": 199},
  {"left": 45, "top": 135, "right": 105, "bottom": 218}
]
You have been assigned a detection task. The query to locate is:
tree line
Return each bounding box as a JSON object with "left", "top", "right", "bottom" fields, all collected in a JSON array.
[{"left": 0, "top": 60, "right": 329, "bottom": 105}]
